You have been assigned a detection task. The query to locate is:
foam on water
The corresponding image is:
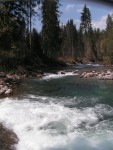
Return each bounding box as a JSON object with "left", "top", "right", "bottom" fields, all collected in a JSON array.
[
  {"left": 0, "top": 96, "right": 113, "bottom": 150},
  {"left": 42, "top": 72, "right": 75, "bottom": 80}
]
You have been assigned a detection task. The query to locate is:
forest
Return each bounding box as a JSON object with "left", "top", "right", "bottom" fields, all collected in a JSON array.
[{"left": 0, "top": 0, "right": 113, "bottom": 71}]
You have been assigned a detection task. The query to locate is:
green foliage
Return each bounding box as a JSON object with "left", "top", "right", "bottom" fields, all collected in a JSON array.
[
  {"left": 99, "top": 14, "right": 113, "bottom": 64},
  {"left": 1, "top": 0, "right": 113, "bottom": 70},
  {"left": 60, "top": 19, "right": 78, "bottom": 58},
  {"left": 41, "top": 0, "right": 60, "bottom": 58}
]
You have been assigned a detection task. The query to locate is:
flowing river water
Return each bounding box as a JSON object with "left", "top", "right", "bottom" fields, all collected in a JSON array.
[{"left": 0, "top": 64, "right": 113, "bottom": 150}]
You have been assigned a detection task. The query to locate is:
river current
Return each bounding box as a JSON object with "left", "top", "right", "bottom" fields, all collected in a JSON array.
[{"left": 0, "top": 64, "right": 113, "bottom": 150}]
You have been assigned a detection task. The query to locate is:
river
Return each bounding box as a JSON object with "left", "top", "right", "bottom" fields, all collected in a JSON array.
[{"left": 0, "top": 64, "right": 113, "bottom": 150}]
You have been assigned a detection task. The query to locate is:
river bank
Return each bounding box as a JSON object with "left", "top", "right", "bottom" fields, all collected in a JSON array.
[
  {"left": 0, "top": 67, "right": 45, "bottom": 97},
  {"left": 75, "top": 64, "right": 113, "bottom": 80},
  {"left": 47, "top": 64, "right": 113, "bottom": 80},
  {"left": 0, "top": 64, "right": 113, "bottom": 97}
]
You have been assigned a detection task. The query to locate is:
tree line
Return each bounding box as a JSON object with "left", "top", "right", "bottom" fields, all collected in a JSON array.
[
  {"left": 60, "top": 4, "right": 113, "bottom": 64},
  {"left": 0, "top": 0, "right": 113, "bottom": 70}
]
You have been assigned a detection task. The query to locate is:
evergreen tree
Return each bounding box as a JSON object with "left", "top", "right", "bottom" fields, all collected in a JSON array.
[
  {"left": 60, "top": 19, "right": 78, "bottom": 59},
  {"left": 41, "top": 0, "right": 60, "bottom": 58},
  {"left": 102, "top": 14, "right": 113, "bottom": 64},
  {"left": 80, "top": 4, "right": 95, "bottom": 62},
  {"left": 0, "top": 0, "right": 41, "bottom": 68},
  {"left": 80, "top": 4, "right": 92, "bottom": 33},
  {"left": 78, "top": 27, "right": 84, "bottom": 59},
  {"left": 0, "top": 0, "right": 27, "bottom": 50},
  {"left": 106, "top": 14, "right": 113, "bottom": 32}
]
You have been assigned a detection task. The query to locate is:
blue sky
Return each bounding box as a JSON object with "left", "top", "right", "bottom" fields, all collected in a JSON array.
[{"left": 35, "top": 0, "right": 113, "bottom": 31}]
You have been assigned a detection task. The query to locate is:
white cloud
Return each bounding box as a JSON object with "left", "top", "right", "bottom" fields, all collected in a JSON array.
[
  {"left": 92, "top": 15, "right": 107, "bottom": 30},
  {"left": 65, "top": 4, "right": 75, "bottom": 12},
  {"left": 92, "top": 10, "right": 113, "bottom": 30}
]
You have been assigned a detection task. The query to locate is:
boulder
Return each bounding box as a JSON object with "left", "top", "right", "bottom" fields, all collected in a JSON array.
[
  {"left": 5, "top": 88, "right": 12, "bottom": 95},
  {"left": 106, "top": 70, "right": 111, "bottom": 75},
  {"left": 104, "top": 73, "right": 113, "bottom": 80},
  {"left": 97, "top": 74, "right": 103, "bottom": 79},
  {"left": 0, "top": 79, "right": 4, "bottom": 85},
  {"left": 0, "top": 86, "right": 8, "bottom": 95},
  {"left": 60, "top": 71, "right": 65, "bottom": 74},
  {"left": 84, "top": 72, "right": 94, "bottom": 78},
  {"left": 6, "top": 74, "right": 13, "bottom": 79},
  {"left": 81, "top": 72, "right": 87, "bottom": 76},
  {"left": 14, "top": 74, "right": 20, "bottom": 80}
]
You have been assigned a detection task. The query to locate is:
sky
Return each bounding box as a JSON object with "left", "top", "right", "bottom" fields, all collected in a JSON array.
[{"left": 35, "top": 0, "right": 113, "bottom": 31}]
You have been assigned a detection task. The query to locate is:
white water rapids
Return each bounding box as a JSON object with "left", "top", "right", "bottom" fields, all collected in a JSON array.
[
  {"left": 0, "top": 70, "right": 113, "bottom": 150},
  {"left": 0, "top": 96, "right": 113, "bottom": 150}
]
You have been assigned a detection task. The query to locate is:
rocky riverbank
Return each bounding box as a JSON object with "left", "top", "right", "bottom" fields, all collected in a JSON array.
[
  {"left": 60, "top": 65, "right": 113, "bottom": 80},
  {"left": 0, "top": 67, "right": 45, "bottom": 97},
  {"left": 0, "top": 72, "right": 21, "bottom": 97},
  {"left": 0, "top": 123, "right": 18, "bottom": 150},
  {"left": 1, "top": 64, "right": 113, "bottom": 97},
  {"left": 78, "top": 65, "right": 113, "bottom": 80},
  {"left": 80, "top": 69, "right": 113, "bottom": 79}
]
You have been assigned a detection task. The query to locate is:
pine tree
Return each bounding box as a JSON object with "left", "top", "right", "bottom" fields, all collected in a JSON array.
[
  {"left": 80, "top": 4, "right": 92, "bottom": 33},
  {"left": 60, "top": 19, "right": 78, "bottom": 59},
  {"left": 41, "top": 0, "right": 60, "bottom": 58},
  {"left": 0, "top": 0, "right": 41, "bottom": 68},
  {"left": 106, "top": 14, "right": 113, "bottom": 32},
  {"left": 80, "top": 4, "right": 95, "bottom": 62},
  {"left": 103, "top": 14, "right": 113, "bottom": 64},
  {"left": 0, "top": 1, "right": 26, "bottom": 50}
]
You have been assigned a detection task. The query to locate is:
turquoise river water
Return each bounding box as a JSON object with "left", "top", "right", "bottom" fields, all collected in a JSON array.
[{"left": 0, "top": 64, "right": 113, "bottom": 150}]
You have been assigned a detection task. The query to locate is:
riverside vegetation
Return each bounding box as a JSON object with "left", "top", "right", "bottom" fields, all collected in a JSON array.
[{"left": 0, "top": 1, "right": 113, "bottom": 96}]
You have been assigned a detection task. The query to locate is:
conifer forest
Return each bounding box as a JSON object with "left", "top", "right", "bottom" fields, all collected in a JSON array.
[{"left": 0, "top": 0, "right": 113, "bottom": 70}]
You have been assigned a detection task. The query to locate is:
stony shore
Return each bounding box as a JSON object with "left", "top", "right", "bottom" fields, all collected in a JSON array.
[
  {"left": 0, "top": 123, "right": 18, "bottom": 150},
  {"left": 0, "top": 67, "right": 45, "bottom": 97},
  {"left": 60, "top": 65, "right": 113, "bottom": 80},
  {"left": 0, "top": 73, "right": 21, "bottom": 97},
  {"left": 75, "top": 65, "right": 113, "bottom": 80}
]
